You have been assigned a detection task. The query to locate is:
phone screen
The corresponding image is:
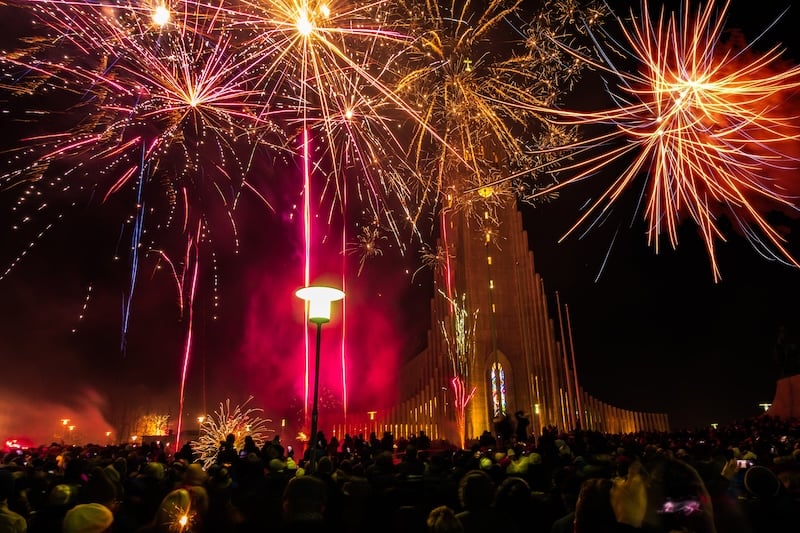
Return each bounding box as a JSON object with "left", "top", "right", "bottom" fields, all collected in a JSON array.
[{"left": 659, "top": 499, "right": 701, "bottom": 515}]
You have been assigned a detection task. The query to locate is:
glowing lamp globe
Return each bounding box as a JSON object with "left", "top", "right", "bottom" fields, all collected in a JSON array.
[{"left": 296, "top": 286, "right": 344, "bottom": 324}]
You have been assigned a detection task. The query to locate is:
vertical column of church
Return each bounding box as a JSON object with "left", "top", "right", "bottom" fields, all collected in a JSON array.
[
  {"left": 517, "top": 255, "right": 537, "bottom": 420},
  {"left": 592, "top": 396, "right": 600, "bottom": 432},
  {"left": 612, "top": 405, "right": 618, "bottom": 433},
  {"left": 593, "top": 398, "right": 600, "bottom": 432},
  {"left": 529, "top": 274, "right": 548, "bottom": 428},
  {"left": 579, "top": 387, "right": 588, "bottom": 430},
  {"left": 536, "top": 276, "right": 553, "bottom": 430},
  {"left": 596, "top": 400, "right": 603, "bottom": 432},
  {"left": 556, "top": 294, "right": 576, "bottom": 430},
  {"left": 608, "top": 405, "right": 616, "bottom": 434},
  {"left": 524, "top": 255, "right": 541, "bottom": 422},
  {"left": 547, "top": 322, "right": 565, "bottom": 431},
  {"left": 583, "top": 394, "right": 591, "bottom": 430},
  {"left": 536, "top": 274, "right": 555, "bottom": 431},
  {"left": 513, "top": 212, "right": 537, "bottom": 421}
]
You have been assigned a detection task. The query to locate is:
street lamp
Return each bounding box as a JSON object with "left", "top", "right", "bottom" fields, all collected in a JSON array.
[{"left": 296, "top": 285, "right": 344, "bottom": 473}]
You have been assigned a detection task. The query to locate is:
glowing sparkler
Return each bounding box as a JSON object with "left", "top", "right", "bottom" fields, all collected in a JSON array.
[{"left": 515, "top": 0, "right": 800, "bottom": 280}]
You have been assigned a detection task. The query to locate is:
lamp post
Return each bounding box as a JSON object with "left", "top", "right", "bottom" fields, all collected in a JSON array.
[{"left": 296, "top": 285, "right": 344, "bottom": 474}]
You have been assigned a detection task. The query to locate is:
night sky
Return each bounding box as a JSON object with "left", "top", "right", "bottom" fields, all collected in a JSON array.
[{"left": 1, "top": 1, "right": 800, "bottom": 446}]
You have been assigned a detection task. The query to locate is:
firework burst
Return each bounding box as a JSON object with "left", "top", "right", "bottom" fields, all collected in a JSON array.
[
  {"left": 518, "top": 0, "right": 800, "bottom": 280},
  {"left": 394, "top": 0, "right": 603, "bottom": 230},
  {"left": 192, "top": 397, "right": 273, "bottom": 469}
]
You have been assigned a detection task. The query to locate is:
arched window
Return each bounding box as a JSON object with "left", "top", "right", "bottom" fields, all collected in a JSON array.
[{"left": 490, "top": 362, "right": 507, "bottom": 416}]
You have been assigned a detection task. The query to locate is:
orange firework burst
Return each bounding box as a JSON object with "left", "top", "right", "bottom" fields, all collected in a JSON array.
[
  {"left": 518, "top": 0, "right": 800, "bottom": 280},
  {"left": 395, "top": 0, "right": 603, "bottom": 230}
]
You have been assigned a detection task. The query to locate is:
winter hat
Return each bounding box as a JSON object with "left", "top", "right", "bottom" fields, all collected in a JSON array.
[
  {"left": 269, "top": 458, "right": 286, "bottom": 473},
  {"left": 144, "top": 461, "right": 165, "bottom": 480},
  {"left": 184, "top": 463, "right": 208, "bottom": 486},
  {"left": 63, "top": 503, "right": 114, "bottom": 533},
  {"left": 49, "top": 484, "right": 74, "bottom": 506},
  {"left": 744, "top": 466, "right": 781, "bottom": 499}
]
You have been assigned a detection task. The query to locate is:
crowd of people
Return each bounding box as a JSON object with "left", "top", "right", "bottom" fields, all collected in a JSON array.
[{"left": 1, "top": 415, "right": 799, "bottom": 532}]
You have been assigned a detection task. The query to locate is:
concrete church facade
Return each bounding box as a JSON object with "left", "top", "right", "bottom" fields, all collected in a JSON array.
[{"left": 381, "top": 199, "right": 669, "bottom": 444}]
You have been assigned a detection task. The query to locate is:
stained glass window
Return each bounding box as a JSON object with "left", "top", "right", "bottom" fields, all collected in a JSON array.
[{"left": 490, "top": 362, "right": 507, "bottom": 416}]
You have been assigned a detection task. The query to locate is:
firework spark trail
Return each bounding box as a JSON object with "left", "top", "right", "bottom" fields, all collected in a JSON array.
[
  {"left": 0, "top": 0, "right": 430, "bottom": 440},
  {"left": 439, "top": 290, "right": 478, "bottom": 449},
  {"left": 174, "top": 222, "right": 201, "bottom": 448},
  {"left": 498, "top": 0, "right": 800, "bottom": 280},
  {"left": 216, "top": 0, "right": 440, "bottom": 431},
  {"left": 121, "top": 153, "right": 147, "bottom": 354},
  {"left": 391, "top": 0, "right": 603, "bottom": 310},
  {"left": 0, "top": 1, "right": 602, "bottom": 438},
  {"left": 1, "top": 0, "right": 283, "bottom": 334},
  {"left": 227, "top": 0, "right": 464, "bottom": 265}
]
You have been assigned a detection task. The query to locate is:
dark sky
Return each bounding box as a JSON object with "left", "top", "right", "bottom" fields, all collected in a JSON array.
[
  {"left": 521, "top": 0, "right": 800, "bottom": 429},
  {"left": 1, "top": 1, "right": 800, "bottom": 445}
]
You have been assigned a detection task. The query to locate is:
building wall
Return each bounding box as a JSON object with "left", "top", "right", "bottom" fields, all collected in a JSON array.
[{"left": 382, "top": 199, "right": 669, "bottom": 443}]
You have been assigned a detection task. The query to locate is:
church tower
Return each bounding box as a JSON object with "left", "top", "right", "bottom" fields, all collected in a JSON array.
[{"left": 384, "top": 197, "right": 669, "bottom": 444}]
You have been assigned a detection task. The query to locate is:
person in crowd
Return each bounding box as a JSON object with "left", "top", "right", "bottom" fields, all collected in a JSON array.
[
  {"left": 218, "top": 434, "right": 238, "bottom": 467},
  {"left": 427, "top": 505, "right": 463, "bottom": 533},
  {"left": 0, "top": 468, "right": 26, "bottom": 533},
  {"left": 27, "top": 483, "right": 73, "bottom": 533},
  {"left": 454, "top": 469, "right": 518, "bottom": 533},
  {"left": 134, "top": 488, "right": 192, "bottom": 533},
  {"left": 63, "top": 502, "right": 114, "bottom": 533},
  {"left": 278, "top": 475, "right": 329, "bottom": 532},
  {"left": 494, "top": 475, "right": 532, "bottom": 532},
  {"left": 514, "top": 411, "right": 530, "bottom": 444},
  {"left": 549, "top": 467, "right": 584, "bottom": 533},
  {"left": 2, "top": 413, "right": 800, "bottom": 533},
  {"left": 645, "top": 456, "right": 717, "bottom": 533},
  {"left": 740, "top": 464, "right": 800, "bottom": 533},
  {"left": 493, "top": 414, "right": 514, "bottom": 449}
]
